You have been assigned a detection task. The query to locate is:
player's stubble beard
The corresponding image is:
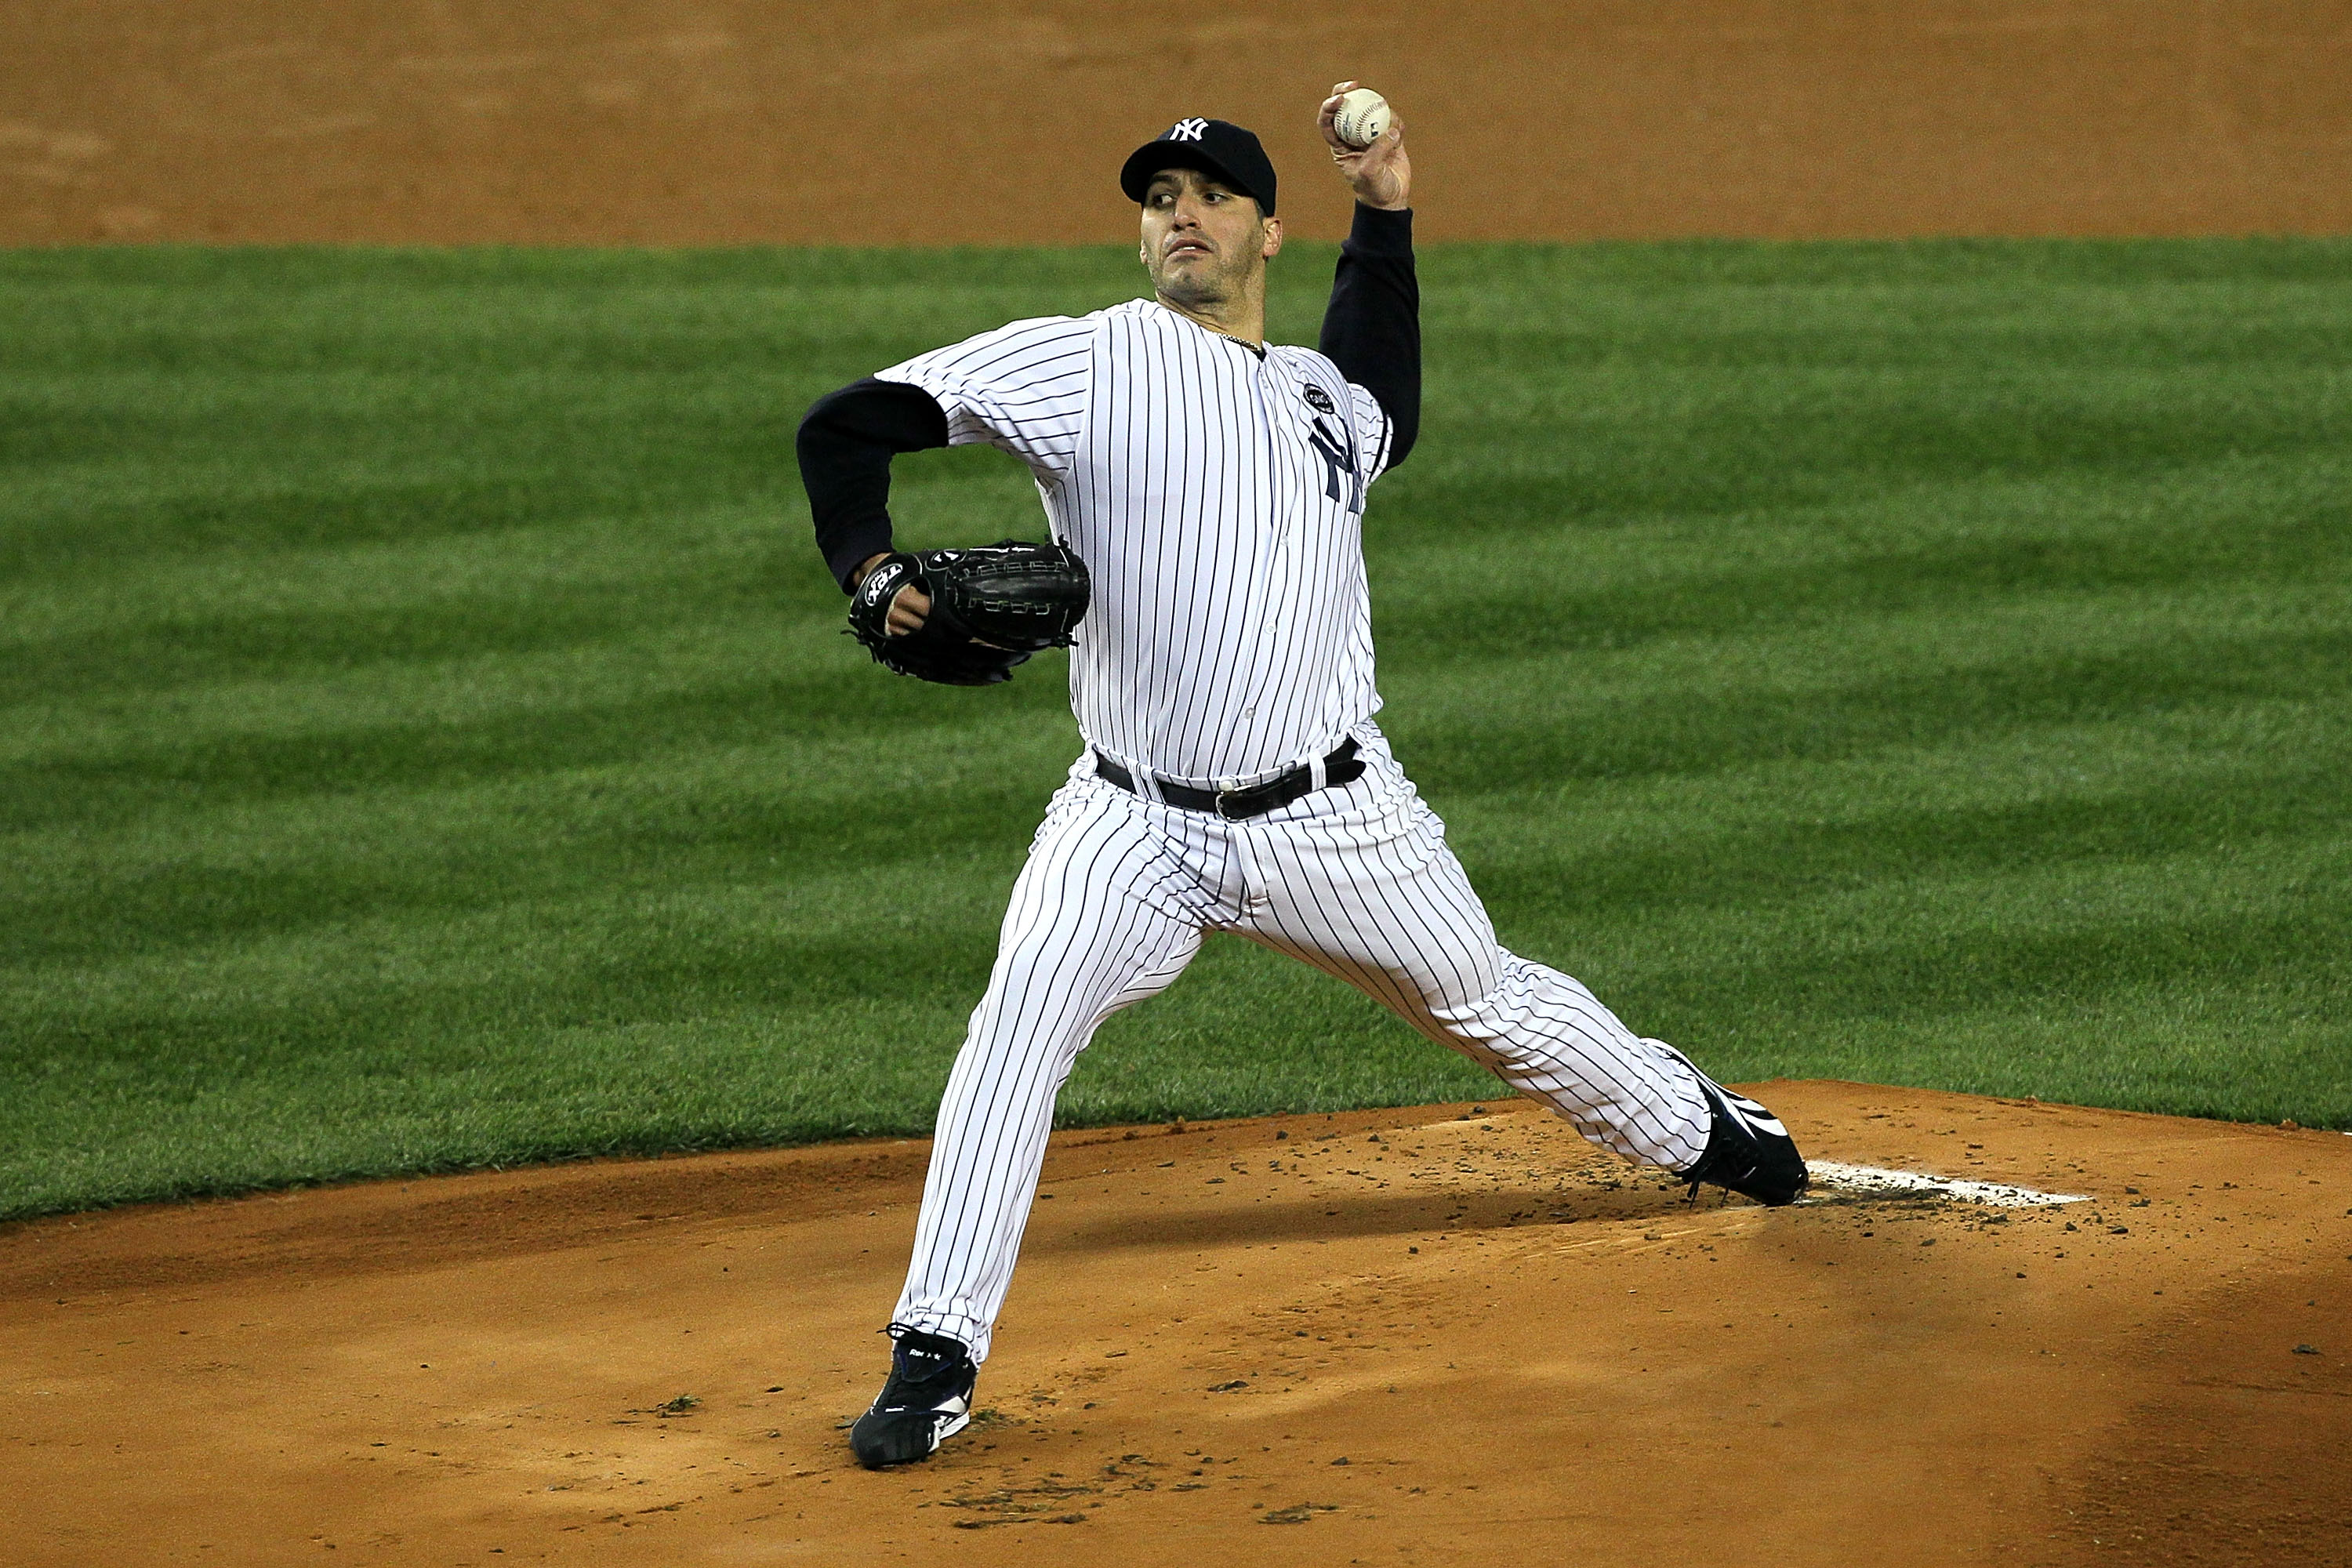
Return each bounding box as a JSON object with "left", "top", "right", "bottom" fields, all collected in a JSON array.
[{"left": 1145, "top": 223, "right": 1266, "bottom": 317}]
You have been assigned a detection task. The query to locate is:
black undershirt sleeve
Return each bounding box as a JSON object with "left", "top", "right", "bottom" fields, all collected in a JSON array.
[
  {"left": 1318, "top": 203, "right": 1421, "bottom": 470},
  {"left": 796, "top": 377, "right": 953, "bottom": 591}
]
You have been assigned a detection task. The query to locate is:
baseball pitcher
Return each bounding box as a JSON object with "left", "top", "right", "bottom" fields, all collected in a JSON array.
[{"left": 794, "top": 83, "right": 1809, "bottom": 1469}]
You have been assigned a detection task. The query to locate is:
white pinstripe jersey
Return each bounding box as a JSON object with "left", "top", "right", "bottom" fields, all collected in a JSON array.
[{"left": 875, "top": 298, "right": 1396, "bottom": 787}]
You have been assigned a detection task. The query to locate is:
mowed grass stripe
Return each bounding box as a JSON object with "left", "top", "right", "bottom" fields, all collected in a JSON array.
[
  {"left": 2, "top": 239, "right": 2347, "bottom": 1219},
  {"left": 9, "top": 575, "right": 2339, "bottom": 957},
  {"left": 15, "top": 707, "right": 2340, "bottom": 1038}
]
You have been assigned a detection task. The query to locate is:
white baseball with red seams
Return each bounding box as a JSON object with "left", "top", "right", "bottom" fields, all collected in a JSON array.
[{"left": 1332, "top": 87, "right": 1392, "bottom": 147}]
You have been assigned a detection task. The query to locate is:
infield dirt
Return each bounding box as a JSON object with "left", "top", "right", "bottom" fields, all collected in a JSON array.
[
  {"left": 8, "top": 1, "right": 2352, "bottom": 245},
  {"left": 4, "top": 1083, "right": 2347, "bottom": 1566}
]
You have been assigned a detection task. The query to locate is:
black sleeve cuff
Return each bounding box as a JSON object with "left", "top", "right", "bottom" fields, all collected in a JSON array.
[
  {"left": 819, "top": 519, "right": 897, "bottom": 596},
  {"left": 1345, "top": 203, "right": 1414, "bottom": 257},
  {"left": 797, "top": 378, "right": 952, "bottom": 592}
]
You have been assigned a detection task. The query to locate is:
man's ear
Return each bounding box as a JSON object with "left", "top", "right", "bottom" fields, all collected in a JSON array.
[{"left": 1261, "top": 216, "right": 1284, "bottom": 260}]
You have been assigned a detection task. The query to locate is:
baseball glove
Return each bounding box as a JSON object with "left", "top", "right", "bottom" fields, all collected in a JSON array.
[{"left": 847, "top": 539, "right": 1090, "bottom": 686}]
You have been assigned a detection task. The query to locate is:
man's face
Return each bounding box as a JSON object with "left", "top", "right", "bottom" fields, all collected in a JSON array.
[{"left": 1138, "top": 166, "right": 1283, "bottom": 307}]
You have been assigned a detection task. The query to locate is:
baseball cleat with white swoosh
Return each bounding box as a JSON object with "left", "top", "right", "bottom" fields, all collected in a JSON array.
[
  {"left": 1650, "top": 1040, "right": 1811, "bottom": 1207},
  {"left": 849, "top": 1325, "right": 977, "bottom": 1468}
]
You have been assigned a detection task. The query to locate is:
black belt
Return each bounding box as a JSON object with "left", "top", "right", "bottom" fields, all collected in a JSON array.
[{"left": 1093, "top": 738, "right": 1365, "bottom": 821}]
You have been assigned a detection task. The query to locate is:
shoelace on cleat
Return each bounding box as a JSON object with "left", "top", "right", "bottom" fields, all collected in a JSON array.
[{"left": 875, "top": 1322, "right": 973, "bottom": 1411}]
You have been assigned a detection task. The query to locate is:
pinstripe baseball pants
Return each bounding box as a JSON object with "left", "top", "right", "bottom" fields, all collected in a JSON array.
[{"left": 893, "top": 724, "right": 1713, "bottom": 1359}]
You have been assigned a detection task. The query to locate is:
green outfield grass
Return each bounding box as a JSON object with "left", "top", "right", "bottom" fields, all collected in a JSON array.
[{"left": 3, "top": 239, "right": 2347, "bottom": 1221}]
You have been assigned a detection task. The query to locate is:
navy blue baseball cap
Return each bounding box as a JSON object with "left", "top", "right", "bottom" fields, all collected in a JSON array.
[{"left": 1119, "top": 118, "right": 1277, "bottom": 216}]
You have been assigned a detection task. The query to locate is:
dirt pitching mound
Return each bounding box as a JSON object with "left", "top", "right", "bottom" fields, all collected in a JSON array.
[{"left": 3, "top": 1083, "right": 2348, "bottom": 1566}]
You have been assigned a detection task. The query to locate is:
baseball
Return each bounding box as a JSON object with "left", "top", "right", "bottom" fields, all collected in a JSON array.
[{"left": 1332, "top": 87, "right": 1392, "bottom": 147}]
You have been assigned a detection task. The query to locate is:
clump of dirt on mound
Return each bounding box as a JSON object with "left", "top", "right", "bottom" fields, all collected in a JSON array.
[{"left": 2, "top": 1083, "right": 2347, "bottom": 1566}]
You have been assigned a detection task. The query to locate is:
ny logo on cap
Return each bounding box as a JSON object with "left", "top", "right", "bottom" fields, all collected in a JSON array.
[{"left": 1167, "top": 118, "right": 1208, "bottom": 141}]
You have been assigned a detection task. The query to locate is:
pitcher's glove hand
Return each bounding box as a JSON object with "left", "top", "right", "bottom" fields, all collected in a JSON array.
[{"left": 847, "top": 539, "right": 1090, "bottom": 686}]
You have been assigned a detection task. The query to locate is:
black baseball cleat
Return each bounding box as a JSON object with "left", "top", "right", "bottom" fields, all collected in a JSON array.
[
  {"left": 848, "top": 1324, "right": 978, "bottom": 1468},
  {"left": 1649, "top": 1040, "right": 1810, "bottom": 1207}
]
